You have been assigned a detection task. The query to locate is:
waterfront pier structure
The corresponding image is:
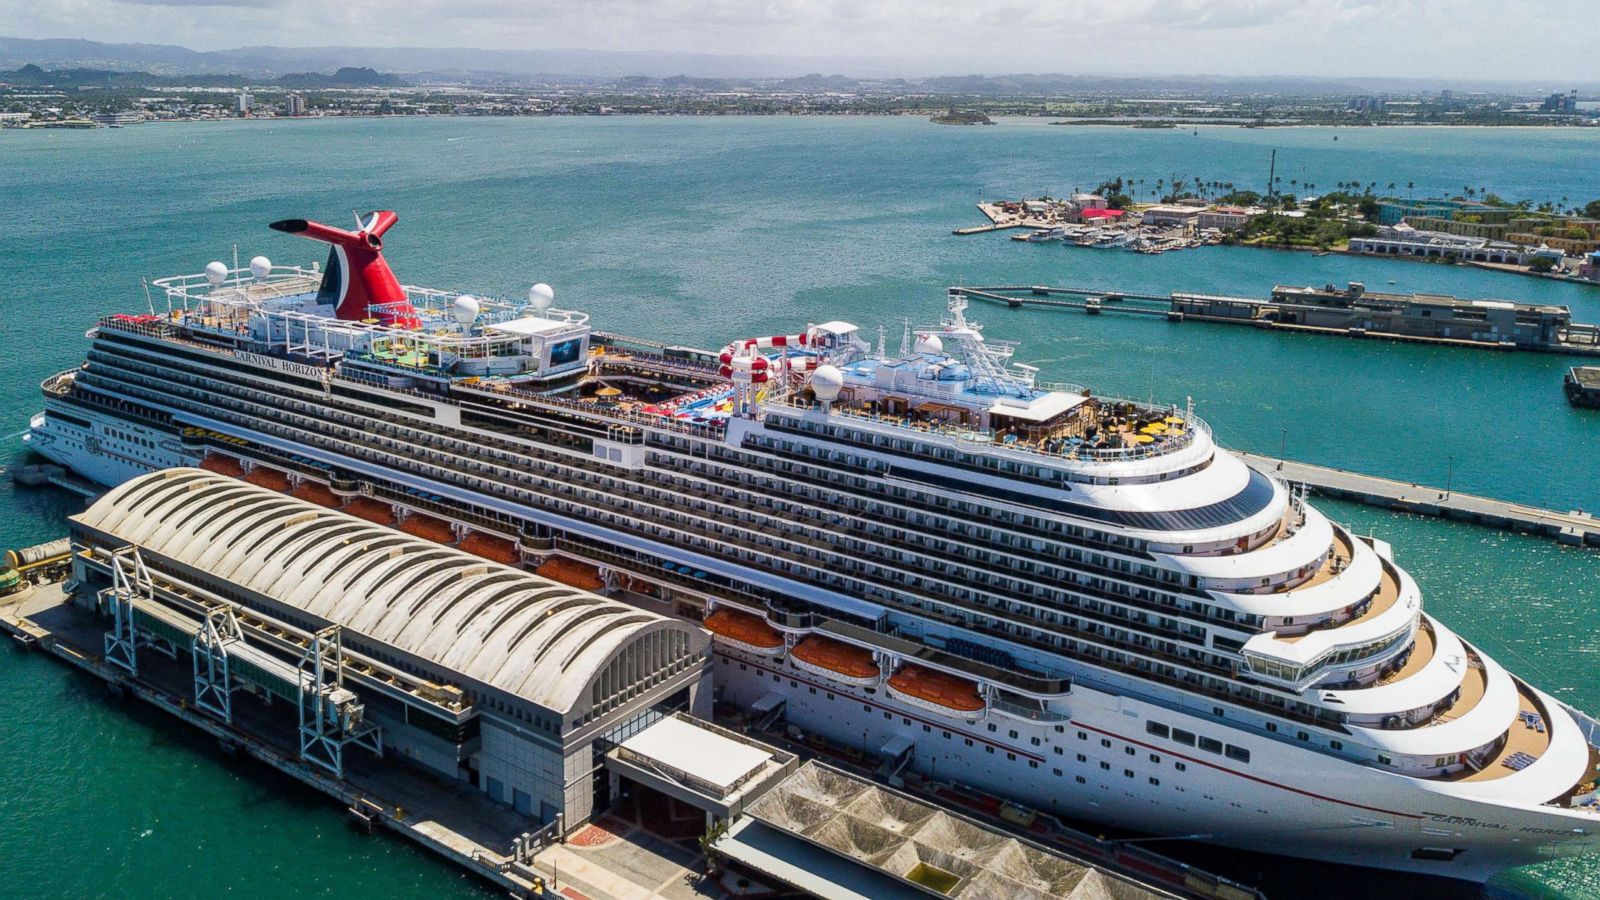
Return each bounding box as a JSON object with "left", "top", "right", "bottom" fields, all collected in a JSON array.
[
  {"left": 956, "top": 284, "right": 1600, "bottom": 358},
  {"left": 1238, "top": 453, "right": 1600, "bottom": 548}
]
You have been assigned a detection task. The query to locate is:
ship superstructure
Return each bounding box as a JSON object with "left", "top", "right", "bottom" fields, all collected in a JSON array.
[{"left": 27, "top": 213, "right": 1600, "bottom": 883}]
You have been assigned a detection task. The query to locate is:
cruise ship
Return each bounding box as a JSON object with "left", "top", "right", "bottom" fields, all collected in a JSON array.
[{"left": 26, "top": 211, "right": 1600, "bottom": 884}]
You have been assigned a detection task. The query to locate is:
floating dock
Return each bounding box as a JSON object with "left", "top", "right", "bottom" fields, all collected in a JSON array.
[
  {"left": 957, "top": 284, "right": 1600, "bottom": 358},
  {"left": 1566, "top": 366, "right": 1600, "bottom": 408},
  {"left": 1238, "top": 452, "right": 1600, "bottom": 548}
]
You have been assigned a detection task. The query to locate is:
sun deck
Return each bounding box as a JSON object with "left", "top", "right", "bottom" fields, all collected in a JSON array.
[{"left": 1446, "top": 680, "right": 1555, "bottom": 783}]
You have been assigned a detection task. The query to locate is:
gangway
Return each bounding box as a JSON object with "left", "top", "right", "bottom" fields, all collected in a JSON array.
[{"left": 89, "top": 547, "right": 384, "bottom": 776}]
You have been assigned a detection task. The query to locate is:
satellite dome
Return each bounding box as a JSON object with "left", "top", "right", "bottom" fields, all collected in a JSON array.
[
  {"left": 528, "top": 282, "right": 555, "bottom": 311},
  {"left": 248, "top": 256, "right": 273, "bottom": 280},
  {"left": 914, "top": 333, "right": 944, "bottom": 355},
  {"left": 452, "top": 294, "right": 481, "bottom": 327},
  {"left": 810, "top": 364, "right": 845, "bottom": 402},
  {"left": 204, "top": 261, "right": 229, "bottom": 286}
]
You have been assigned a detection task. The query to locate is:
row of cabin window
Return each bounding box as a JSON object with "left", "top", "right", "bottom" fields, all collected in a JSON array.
[{"left": 1145, "top": 721, "right": 1251, "bottom": 763}]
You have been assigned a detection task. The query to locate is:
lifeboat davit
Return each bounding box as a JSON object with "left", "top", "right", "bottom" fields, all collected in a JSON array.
[
  {"left": 790, "top": 635, "right": 880, "bottom": 686},
  {"left": 343, "top": 497, "right": 398, "bottom": 526},
  {"left": 290, "top": 480, "right": 343, "bottom": 509},
  {"left": 535, "top": 556, "right": 605, "bottom": 591},
  {"left": 887, "top": 663, "right": 986, "bottom": 719},
  {"left": 459, "top": 531, "right": 519, "bottom": 565},
  {"left": 399, "top": 512, "right": 455, "bottom": 544},
  {"left": 703, "top": 607, "right": 785, "bottom": 656},
  {"left": 243, "top": 466, "right": 291, "bottom": 492},
  {"left": 199, "top": 453, "right": 246, "bottom": 478}
]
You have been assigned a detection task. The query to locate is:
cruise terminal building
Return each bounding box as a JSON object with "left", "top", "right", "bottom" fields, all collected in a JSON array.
[{"left": 67, "top": 468, "right": 713, "bottom": 830}]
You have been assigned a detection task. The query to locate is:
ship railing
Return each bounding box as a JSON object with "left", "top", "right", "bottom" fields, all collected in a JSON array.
[
  {"left": 990, "top": 694, "right": 1070, "bottom": 722},
  {"left": 152, "top": 265, "right": 323, "bottom": 308},
  {"left": 41, "top": 370, "right": 78, "bottom": 396}
]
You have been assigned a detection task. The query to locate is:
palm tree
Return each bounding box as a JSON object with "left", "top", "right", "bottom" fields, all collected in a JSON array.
[{"left": 1406, "top": 180, "right": 1414, "bottom": 199}]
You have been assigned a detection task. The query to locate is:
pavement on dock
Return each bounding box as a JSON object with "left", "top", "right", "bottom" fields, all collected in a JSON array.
[{"left": 1238, "top": 452, "right": 1600, "bottom": 547}]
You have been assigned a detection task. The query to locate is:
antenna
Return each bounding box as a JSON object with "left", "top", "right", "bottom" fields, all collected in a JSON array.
[
  {"left": 899, "top": 319, "right": 912, "bottom": 357},
  {"left": 232, "top": 244, "right": 240, "bottom": 282},
  {"left": 877, "top": 324, "right": 886, "bottom": 358},
  {"left": 142, "top": 277, "right": 156, "bottom": 316}
]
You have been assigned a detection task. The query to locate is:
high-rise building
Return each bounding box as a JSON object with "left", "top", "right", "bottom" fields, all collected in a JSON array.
[
  {"left": 285, "top": 93, "right": 306, "bottom": 117},
  {"left": 237, "top": 88, "right": 253, "bottom": 117}
]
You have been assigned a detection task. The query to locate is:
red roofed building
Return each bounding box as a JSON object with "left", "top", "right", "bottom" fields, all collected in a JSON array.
[{"left": 1078, "top": 207, "right": 1126, "bottom": 221}]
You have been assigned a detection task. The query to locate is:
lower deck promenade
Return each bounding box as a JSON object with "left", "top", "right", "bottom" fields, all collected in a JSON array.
[{"left": 1236, "top": 452, "right": 1600, "bottom": 549}]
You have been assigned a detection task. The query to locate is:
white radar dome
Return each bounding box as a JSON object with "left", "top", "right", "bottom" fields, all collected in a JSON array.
[
  {"left": 914, "top": 333, "right": 944, "bottom": 355},
  {"left": 810, "top": 364, "right": 845, "bottom": 402},
  {"left": 249, "top": 256, "right": 273, "bottom": 280},
  {"left": 528, "top": 282, "right": 555, "bottom": 311},
  {"left": 204, "top": 261, "right": 229, "bottom": 285},
  {"left": 452, "top": 294, "right": 481, "bottom": 326}
]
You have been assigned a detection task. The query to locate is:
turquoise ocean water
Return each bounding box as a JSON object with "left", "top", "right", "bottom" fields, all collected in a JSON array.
[{"left": 0, "top": 117, "right": 1596, "bottom": 898}]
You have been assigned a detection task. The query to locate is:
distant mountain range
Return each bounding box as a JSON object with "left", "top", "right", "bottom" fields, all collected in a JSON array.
[
  {"left": 0, "top": 62, "right": 403, "bottom": 89},
  {"left": 2, "top": 35, "right": 1596, "bottom": 94}
]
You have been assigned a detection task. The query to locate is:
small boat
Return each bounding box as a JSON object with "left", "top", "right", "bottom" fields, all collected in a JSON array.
[{"left": 1085, "top": 297, "right": 1103, "bottom": 314}]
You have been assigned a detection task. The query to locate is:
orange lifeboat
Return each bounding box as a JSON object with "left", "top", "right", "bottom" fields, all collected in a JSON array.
[
  {"left": 291, "top": 480, "right": 343, "bottom": 509},
  {"left": 703, "top": 607, "right": 785, "bottom": 656},
  {"left": 343, "top": 497, "right": 398, "bottom": 526},
  {"left": 790, "top": 635, "right": 880, "bottom": 686},
  {"left": 244, "top": 466, "right": 291, "bottom": 492},
  {"left": 200, "top": 453, "right": 246, "bottom": 477},
  {"left": 399, "top": 512, "right": 455, "bottom": 544},
  {"left": 888, "top": 664, "right": 986, "bottom": 719},
  {"left": 459, "top": 531, "right": 519, "bottom": 565},
  {"left": 535, "top": 557, "right": 605, "bottom": 591}
]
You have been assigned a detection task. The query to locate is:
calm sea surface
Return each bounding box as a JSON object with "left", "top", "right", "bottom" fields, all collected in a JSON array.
[{"left": 0, "top": 117, "right": 1596, "bottom": 899}]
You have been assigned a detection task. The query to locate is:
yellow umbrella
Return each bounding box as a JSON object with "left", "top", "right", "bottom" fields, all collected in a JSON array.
[
  {"left": 1164, "top": 416, "right": 1183, "bottom": 424},
  {"left": 1135, "top": 434, "right": 1155, "bottom": 444},
  {"left": 596, "top": 386, "right": 622, "bottom": 398}
]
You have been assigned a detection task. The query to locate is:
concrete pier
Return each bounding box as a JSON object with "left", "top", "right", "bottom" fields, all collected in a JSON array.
[
  {"left": 1238, "top": 452, "right": 1600, "bottom": 548},
  {"left": 957, "top": 285, "right": 1600, "bottom": 358}
]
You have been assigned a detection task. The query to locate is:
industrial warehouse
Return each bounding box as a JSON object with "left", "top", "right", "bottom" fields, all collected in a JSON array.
[{"left": 66, "top": 468, "right": 714, "bottom": 829}]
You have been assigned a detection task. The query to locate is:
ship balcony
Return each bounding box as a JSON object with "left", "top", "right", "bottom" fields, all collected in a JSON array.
[
  {"left": 886, "top": 663, "right": 987, "bottom": 721},
  {"left": 41, "top": 369, "right": 77, "bottom": 397},
  {"left": 765, "top": 604, "right": 820, "bottom": 633},
  {"left": 789, "top": 635, "right": 881, "bottom": 687},
  {"left": 703, "top": 607, "right": 786, "bottom": 657}
]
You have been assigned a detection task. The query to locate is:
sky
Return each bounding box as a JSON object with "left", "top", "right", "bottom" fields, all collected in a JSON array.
[{"left": 0, "top": 0, "right": 1595, "bottom": 80}]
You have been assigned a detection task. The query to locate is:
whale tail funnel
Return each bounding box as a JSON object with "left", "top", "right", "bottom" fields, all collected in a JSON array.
[{"left": 269, "top": 211, "right": 418, "bottom": 326}]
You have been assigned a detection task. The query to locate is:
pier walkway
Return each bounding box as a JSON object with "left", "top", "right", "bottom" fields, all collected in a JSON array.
[{"left": 1238, "top": 452, "right": 1600, "bottom": 548}]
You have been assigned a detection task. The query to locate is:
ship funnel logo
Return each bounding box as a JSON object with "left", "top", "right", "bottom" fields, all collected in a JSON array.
[{"left": 268, "top": 211, "right": 417, "bottom": 326}]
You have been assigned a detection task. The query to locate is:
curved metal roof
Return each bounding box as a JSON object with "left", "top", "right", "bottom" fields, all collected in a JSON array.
[{"left": 74, "top": 468, "right": 707, "bottom": 716}]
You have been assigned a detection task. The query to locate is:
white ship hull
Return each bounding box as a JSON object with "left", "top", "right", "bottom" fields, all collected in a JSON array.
[{"left": 714, "top": 643, "right": 1600, "bottom": 884}]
